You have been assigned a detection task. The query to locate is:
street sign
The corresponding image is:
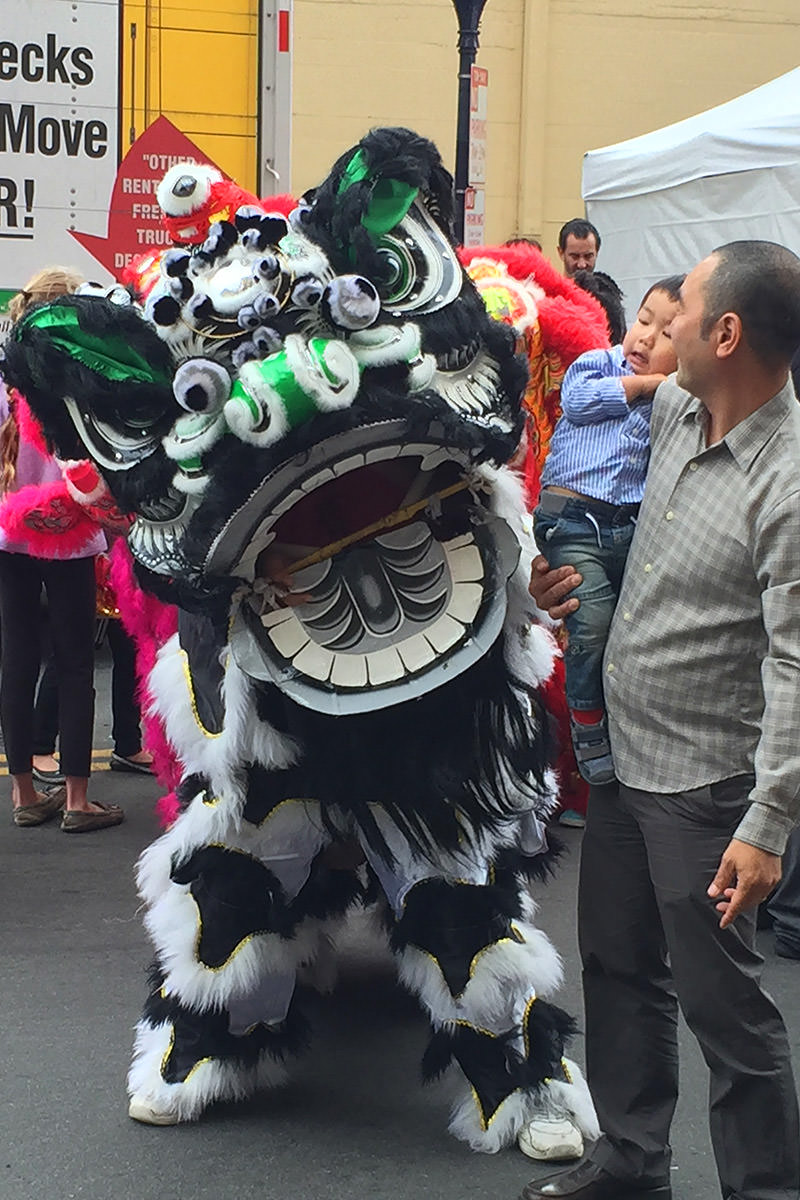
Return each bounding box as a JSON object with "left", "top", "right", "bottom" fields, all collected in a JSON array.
[
  {"left": 468, "top": 64, "right": 488, "bottom": 186},
  {"left": 464, "top": 184, "right": 485, "bottom": 247},
  {"left": 0, "top": 0, "right": 120, "bottom": 296}
]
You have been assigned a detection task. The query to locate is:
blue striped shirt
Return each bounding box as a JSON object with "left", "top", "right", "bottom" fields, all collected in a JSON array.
[{"left": 540, "top": 344, "right": 651, "bottom": 505}]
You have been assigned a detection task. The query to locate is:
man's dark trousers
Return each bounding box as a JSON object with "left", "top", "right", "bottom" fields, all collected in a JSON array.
[
  {"left": 579, "top": 778, "right": 800, "bottom": 1200},
  {"left": 769, "top": 825, "right": 800, "bottom": 958}
]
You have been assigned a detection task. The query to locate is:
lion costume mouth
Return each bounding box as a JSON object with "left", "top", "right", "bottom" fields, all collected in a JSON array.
[{"left": 209, "top": 418, "right": 519, "bottom": 714}]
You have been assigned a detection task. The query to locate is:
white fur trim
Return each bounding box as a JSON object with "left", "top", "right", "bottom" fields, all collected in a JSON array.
[
  {"left": 479, "top": 462, "right": 559, "bottom": 634},
  {"left": 448, "top": 1081, "right": 539, "bottom": 1153},
  {"left": 141, "top": 878, "right": 328, "bottom": 1013},
  {"left": 156, "top": 163, "right": 220, "bottom": 218},
  {"left": 136, "top": 795, "right": 330, "bottom": 1012},
  {"left": 446, "top": 1063, "right": 599, "bottom": 1153},
  {"left": 396, "top": 919, "right": 563, "bottom": 1031},
  {"left": 349, "top": 321, "right": 421, "bottom": 369},
  {"left": 171, "top": 470, "right": 212, "bottom": 495},
  {"left": 128, "top": 1019, "right": 287, "bottom": 1122},
  {"left": 145, "top": 635, "right": 299, "bottom": 800},
  {"left": 547, "top": 1060, "right": 601, "bottom": 1142}
]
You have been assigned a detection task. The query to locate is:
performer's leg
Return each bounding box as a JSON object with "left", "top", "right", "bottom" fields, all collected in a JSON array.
[
  {"left": 129, "top": 771, "right": 334, "bottom": 1123},
  {"left": 360, "top": 812, "right": 598, "bottom": 1153}
]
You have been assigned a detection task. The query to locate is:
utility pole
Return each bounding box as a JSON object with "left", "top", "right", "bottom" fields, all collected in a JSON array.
[{"left": 451, "top": 0, "right": 489, "bottom": 243}]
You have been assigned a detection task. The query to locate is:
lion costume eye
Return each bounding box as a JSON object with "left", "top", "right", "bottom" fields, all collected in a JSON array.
[
  {"left": 172, "top": 359, "right": 232, "bottom": 413},
  {"left": 376, "top": 241, "right": 414, "bottom": 303}
]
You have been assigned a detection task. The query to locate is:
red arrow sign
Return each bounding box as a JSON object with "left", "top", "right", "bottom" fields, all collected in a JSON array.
[{"left": 70, "top": 116, "right": 220, "bottom": 280}]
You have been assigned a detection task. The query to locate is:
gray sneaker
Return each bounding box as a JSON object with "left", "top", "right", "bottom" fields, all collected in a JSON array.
[{"left": 570, "top": 715, "right": 616, "bottom": 786}]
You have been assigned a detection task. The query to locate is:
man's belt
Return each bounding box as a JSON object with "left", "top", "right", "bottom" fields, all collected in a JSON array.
[{"left": 538, "top": 489, "right": 640, "bottom": 522}]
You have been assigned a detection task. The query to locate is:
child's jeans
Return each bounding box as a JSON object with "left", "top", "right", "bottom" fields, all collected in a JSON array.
[{"left": 533, "top": 490, "right": 638, "bottom": 712}]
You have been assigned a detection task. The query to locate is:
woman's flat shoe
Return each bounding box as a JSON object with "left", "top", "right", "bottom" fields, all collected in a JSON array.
[
  {"left": 13, "top": 787, "right": 67, "bottom": 827},
  {"left": 110, "top": 752, "right": 154, "bottom": 774},
  {"left": 61, "top": 802, "right": 125, "bottom": 833}
]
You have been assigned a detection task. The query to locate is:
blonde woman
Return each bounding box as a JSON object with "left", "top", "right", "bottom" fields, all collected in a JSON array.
[{"left": 0, "top": 267, "right": 123, "bottom": 831}]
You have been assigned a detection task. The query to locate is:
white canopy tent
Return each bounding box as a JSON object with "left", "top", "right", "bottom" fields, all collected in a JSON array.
[{"left": 582, "top": 69, "right": 800, "bottom": 319}]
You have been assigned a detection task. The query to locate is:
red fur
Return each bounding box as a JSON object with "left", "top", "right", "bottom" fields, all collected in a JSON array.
[
  {"left": 13, "top": 392, "right": 50, "bottom": 458},
  {"left": 261, "top": 193, "right": 297, "bottom": 218},
  {"left": 541, "top": 659, "right": 588, "bottom": 818},
  {"left": 536, "top": 294, "right": 610, "bottom": 368},
  {"left": 156, "top": 791, "right": 181, "bottom": 827},
  {"left": 0, "top": 481, "right": 98, "bottom": 557},
  {"left": 460, "top": 243, "right": 598, "bottom": 817},
  {"left": 161, "top": 178, "right": 262, "bottom": 245},
  {"left": 109, "top": 539, "right": 181, "bottom": 824},
  {"left": 460, "top": 243, "right": 610, "bottom": 358}
]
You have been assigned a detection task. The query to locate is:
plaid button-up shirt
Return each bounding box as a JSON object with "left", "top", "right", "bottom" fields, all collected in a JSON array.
[{"left": 604, "top": 376, "right": 800, "bottom": 855}]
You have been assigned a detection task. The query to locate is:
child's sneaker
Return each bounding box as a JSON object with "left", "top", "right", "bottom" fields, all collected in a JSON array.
[
  {"left": 570, "top": 715, "right": 616, "bottom": 786},
  {"left": 558, "top": 808, "right": 586, "bottom": 829}
]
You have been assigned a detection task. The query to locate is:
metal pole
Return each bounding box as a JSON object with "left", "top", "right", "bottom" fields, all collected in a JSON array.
[{"left": 451, "top": 0, "right": 488, "bottom": 244}]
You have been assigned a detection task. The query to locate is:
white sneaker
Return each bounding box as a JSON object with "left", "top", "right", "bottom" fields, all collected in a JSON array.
[
  {"left": 518, "top": 1116, "right": 584, "bottom": 1161},
  {"left": 128, "top": 1095, "right": 181, "bottom": 1126}
]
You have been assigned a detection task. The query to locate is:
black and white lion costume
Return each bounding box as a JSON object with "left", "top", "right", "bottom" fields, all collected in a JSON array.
[{"left": 2, "top": 128, "right": 598, "bottom": 1152}]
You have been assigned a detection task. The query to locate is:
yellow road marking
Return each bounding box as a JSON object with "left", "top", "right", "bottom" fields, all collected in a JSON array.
[{"left": 0, "top": 749, "right": 115, "bottom": 775}]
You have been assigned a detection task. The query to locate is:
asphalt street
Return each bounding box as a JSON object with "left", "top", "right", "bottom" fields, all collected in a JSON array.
[{"left": 2, "top": 645, "right": 798, "bottom": 1200}]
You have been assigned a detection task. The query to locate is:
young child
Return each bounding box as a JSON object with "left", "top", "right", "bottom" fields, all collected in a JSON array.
[{"left": 534, "top": 275, "right": 684, "bottom": 785}]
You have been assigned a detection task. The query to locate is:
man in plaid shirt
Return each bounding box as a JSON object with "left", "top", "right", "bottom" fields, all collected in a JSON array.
[{"left": 523, "top": 242, "right": 800, "bottom": 1200}]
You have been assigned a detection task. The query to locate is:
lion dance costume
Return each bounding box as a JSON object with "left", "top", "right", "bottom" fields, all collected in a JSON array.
[{"left": 2, "top": 128, "right": 598, "bottom": 1152}]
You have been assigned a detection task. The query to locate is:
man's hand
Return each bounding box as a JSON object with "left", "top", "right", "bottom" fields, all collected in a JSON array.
[
  {"left": 254, "top": 549, "right": 311, "bottom": 608},
  {"left": 529, "top": 554, "right": 582, "bottom": 621},
  {"left": 707, "top": 838, "right": 782, "bottom": 929}
]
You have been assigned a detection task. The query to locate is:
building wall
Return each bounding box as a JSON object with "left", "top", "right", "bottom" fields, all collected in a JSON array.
[
  {"left": 291, "top": 0, "right": 527, "bottom": 241},
  {"left": 534, "top": 0, "right": 800, "bottom": 258},
  {"left": 120, "top": 0, "right": 800, "bottom": 262}
]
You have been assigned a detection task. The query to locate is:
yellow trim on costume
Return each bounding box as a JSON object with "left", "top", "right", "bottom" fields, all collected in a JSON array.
[
  {"left": 251, "top": 795, "right": 318, "bottom": 829},
  {"left": 521, "top": 990, "right": 538, "bottom": 1061},
  {"left": 409, "top": 924, "right": 526, "bottom": 1001},
  {"left": 451, "top": 1017, "right": 527, "bottom": 1131},
  {"left": 159, "top": 1021, "right": 214, "bottom": 1085},
  {"left": 201, "top": 792, "right": 222, "bottom": 807},
  {"left": 186, "top": 843, "right": 277, "bottom": 971},
  {"left": 561, "top": 1057, "right": 573, "bottom": 1084},
  {"left": 451, "top": 1017, "right": 497, "bottom": 1039},
  {"left": 470, "top": 1084, "right": 525, "bottom": 1128},
  {"left": 159, "top": 1023, "right": 176, "bottom": 1077},
  {"left": 189, "top": 889, "right": 275, "bottom": 972},
  {"left": 179, "top": 648, "right": 223, "bottom": 739}
]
